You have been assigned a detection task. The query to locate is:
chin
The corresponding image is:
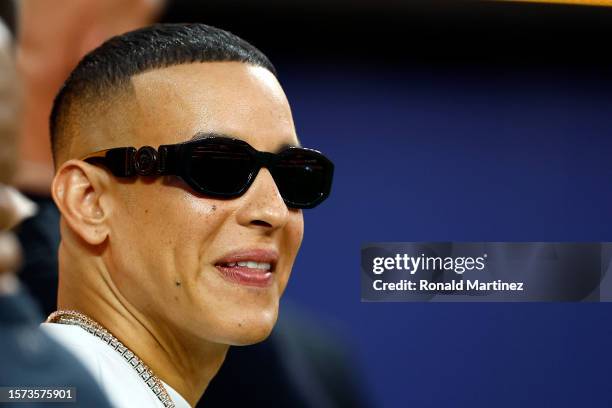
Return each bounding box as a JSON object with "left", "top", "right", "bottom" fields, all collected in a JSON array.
[{"left": 223, "top": 308, "right": 278, "bottom": 346}]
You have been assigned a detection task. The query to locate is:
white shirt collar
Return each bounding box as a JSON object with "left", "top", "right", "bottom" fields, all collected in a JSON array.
[{"left": 40, "top": 322, "right": 191, "bottom": 408}]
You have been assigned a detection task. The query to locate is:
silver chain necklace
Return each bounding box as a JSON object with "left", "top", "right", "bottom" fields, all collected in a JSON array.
[{"left": 46, "top": 310, "right": 176, "bottom": 408}]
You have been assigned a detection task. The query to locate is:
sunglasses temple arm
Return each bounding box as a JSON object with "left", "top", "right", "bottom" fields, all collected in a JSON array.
[
  {"left": 158, "top": 145, "right": 180, "bottom": 175},
  {"left": 83, "top": 147, "right": 138, "bottom": 177}
]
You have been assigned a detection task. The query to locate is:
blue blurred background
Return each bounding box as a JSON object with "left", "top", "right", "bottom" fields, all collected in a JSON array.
[
  {"left": 282, "top": 68, "right": 612, "bottom": 407},
  {"left": 165, "top": 2, "right": 612, "bottom": 407}
]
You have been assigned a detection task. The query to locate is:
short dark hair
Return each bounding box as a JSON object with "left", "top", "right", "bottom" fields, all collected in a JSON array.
[{"left": 50, "top": 23, "right": 277, "bottom": 165}]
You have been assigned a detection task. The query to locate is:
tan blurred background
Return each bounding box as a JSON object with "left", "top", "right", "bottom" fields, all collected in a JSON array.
[{"left": 14, "top": 0, "right": 164, "bottom": 194}]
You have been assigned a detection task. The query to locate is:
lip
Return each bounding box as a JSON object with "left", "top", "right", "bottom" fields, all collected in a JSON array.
[{"left": 214, "top": 248, "right": 279, "bottom": 288}]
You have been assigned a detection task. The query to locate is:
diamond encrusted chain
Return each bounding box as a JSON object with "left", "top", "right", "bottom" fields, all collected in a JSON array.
[{"left": 46, "top": 310, "right": 175, "bottom": 408}]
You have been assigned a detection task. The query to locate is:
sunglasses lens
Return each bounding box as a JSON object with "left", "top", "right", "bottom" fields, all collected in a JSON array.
[
  {"left": 273, "top": 150, "right": 332, "bottom": 208},
  {"left": 186, "top": 142, "right": 254, "bottom": 196}
]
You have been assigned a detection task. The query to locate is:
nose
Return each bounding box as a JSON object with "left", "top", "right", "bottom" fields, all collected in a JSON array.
[{"left": 235, "top": 167, "right": 290, "bottom": 231}]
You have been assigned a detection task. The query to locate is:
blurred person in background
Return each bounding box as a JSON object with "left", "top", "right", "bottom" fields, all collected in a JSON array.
[
  {"left": 0, "top": 3, "right": 111, "bottom": 406},
  {"left": 14, "top": 0, "right": 164, "bottom": 315}
]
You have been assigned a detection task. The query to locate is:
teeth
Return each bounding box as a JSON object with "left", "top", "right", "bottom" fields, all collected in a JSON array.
[{"left": 227, "top": 261, "right": 271, "bottom": 270}]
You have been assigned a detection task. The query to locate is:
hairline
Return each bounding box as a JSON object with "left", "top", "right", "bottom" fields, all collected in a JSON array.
[
  {"left": 55, "top": 61, "right": 286, "bottom": 167},
  {"left": 50, "top": 23, "right": 278, "bottom": 167}
]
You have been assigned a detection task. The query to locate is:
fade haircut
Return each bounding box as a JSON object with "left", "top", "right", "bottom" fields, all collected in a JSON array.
[{"left": 49, "top": 23, "right": 277, "bottom": 166}]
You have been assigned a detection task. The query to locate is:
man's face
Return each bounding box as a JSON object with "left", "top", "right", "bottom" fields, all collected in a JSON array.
[{"left": 103, "top": 62, "right": 304, "bottom": 345}]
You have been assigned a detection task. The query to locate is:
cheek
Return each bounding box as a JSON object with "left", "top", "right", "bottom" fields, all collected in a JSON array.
[
  {"left": 289, "top": 212, "right": 305, "bottom": 253},
  {"left": 108, "top": 185, "right": 231, "bottom": 294},
  {"left": 278, "top": 212, "right": 304, "bottom": 291},
  {"left": 145, "top": 194, "right": 229, "bottom": 266}
]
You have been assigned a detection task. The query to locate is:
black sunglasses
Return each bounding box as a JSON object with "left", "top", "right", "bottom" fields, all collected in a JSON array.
[{"left": 81, "top": 136, "right": 334, "bottom": 209}]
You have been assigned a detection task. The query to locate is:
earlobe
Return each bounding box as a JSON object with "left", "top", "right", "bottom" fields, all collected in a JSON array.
[{"left": 52, "top": 160, "right": 110, "bottom": 246}]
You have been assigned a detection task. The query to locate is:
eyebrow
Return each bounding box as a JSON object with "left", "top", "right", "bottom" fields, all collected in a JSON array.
[{"left": 189, "top": 132, "right": 302, "bottom": 151}]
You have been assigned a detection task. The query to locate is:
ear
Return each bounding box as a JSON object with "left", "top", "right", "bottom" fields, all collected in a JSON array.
[{"left": 51, "top": 159, "right": 112, "bottom": 245}]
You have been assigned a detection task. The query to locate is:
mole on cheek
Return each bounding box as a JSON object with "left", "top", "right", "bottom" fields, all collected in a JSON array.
[
  {"left": 175, "top": 281, "right": 181, "bottom": 287},
  {"left": 211, "top": 205, "right": 216, "bottom": 212}
]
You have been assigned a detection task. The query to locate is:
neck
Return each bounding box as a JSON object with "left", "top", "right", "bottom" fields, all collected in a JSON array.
[{"left": 57, "top": 248, "right": 228, "bottom": 406}]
